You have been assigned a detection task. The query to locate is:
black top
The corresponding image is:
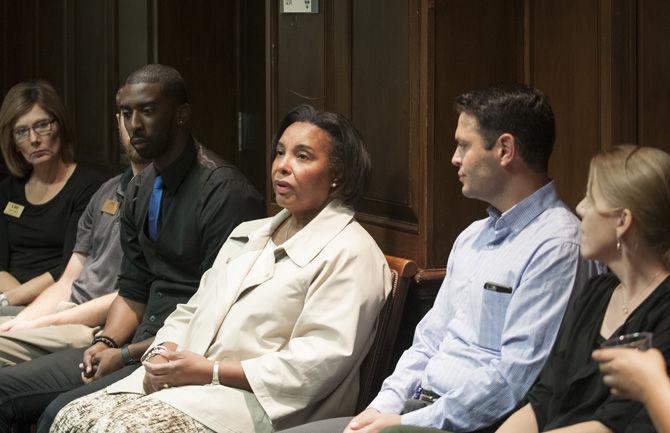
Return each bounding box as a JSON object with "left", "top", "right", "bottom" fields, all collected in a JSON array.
[
  {"left": 118, "top": 139, "right": 265, "bottom": 343},
  {"left": 527, "top": 272, "right": 670, "bottom": 433},
  {"left": 0, "top": 165, "right": 105, "bottom": 283}
]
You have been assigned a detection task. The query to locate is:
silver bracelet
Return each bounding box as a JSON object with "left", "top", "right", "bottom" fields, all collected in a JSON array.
[
  {"left": 140, "top": 344, "right": 168, "bottom": 363},
  {"left": 211, "top": 361, "right": 220, "bottom": 385},
  {"left": 0, "top": 293, "right": 9, "bottom": 307}
]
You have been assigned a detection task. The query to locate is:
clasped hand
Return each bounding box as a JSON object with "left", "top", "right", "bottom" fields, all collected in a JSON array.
[
  {"left": 143, "top": 350, "right": 213, "bottom": 394},
  {"left": 80, "top": 342, "right": 123, "bottom": 383}
]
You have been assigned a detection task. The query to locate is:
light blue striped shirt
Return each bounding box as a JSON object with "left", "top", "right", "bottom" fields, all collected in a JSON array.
[{"left": 370, "top": 181, "right": 597, "bottom": 431}]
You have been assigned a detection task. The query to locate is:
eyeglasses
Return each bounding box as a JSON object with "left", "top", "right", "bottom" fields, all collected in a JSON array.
[{"left": 12, "top": 118, "right": 57, "bottom": 143}]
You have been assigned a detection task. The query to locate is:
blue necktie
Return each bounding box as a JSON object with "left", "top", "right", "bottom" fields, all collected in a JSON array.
[{"left": 148, "top": 175, "right": 163, "bottom": 241}]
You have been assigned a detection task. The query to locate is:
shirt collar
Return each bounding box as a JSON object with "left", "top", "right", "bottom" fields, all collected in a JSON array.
[
  {"left": 232, "top": 200, "right": 355, "bottom": 267},
  {"left": 155, "top": 137, "right": 197, "bottom": 193},
  {"left": 486, "top": 180, "right": 559, "bottom": 235},
  {"left": 116, "top": 167, "right": 134, "bottom": 199}
]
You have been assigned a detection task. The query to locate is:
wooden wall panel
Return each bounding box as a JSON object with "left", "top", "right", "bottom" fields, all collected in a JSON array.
[
  {"left": 529, "top": 0, "right": 602, "bottom": 210},
  {"left": 607, "top": 0, "right": 638, "bottom": 147},
  {"left": 276, "top": 7, "right": 326, "bottom": 115},
  {"left": 35, "top": 1, "right": 67, "bottom": 100},
  {"left": 1, "top": 2, "right": 38, "bottom": 97},
  {"left": 638, "top": 0, "right": 670, "bottom": 154},
  {"left": 72, "top": 0, "right": 118, "bottom": 168},
  {"left": 352, "top": 0, "right": 412, "bottom": 214},
  {"left": 153, "top": 0, "right": 239, "bottom": 165},
  {"left": 237, "top": 0, "right": 267, "bottom": 193},
  {"left": 431, "top": 0, "right": 523, "bottom": 266}
]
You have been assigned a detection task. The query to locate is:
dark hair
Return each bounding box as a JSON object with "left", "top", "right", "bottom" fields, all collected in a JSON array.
[
  {"left": 125, "top": 64, "right": 188, "bottom": 104},
  {"left": 454, "top": 84, "right": 555, "bottom": 173},
  {"left": 272, "top": 105, "right": 371, "bottom": 205},
  {"left": 0, "top": 80, "right": 75, "bottom": 177}
]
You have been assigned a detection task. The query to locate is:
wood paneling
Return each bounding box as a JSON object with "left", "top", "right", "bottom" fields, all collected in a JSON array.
[
  {"left": 432, "top": 0, "right": 524, "bottom": 266},
  {"left": 607, "top": 0, "right": 638, "bottom": 147},
  {"left": 276, "top": 4, "right": 326, "bottom": 114},
  {"left": 1, "top": 1, "right": 38, "bottom": 97},
  {"left": 72, "top": 0, "right": 118, "bottom": 167},
  {"left": 638, "top": 0, "right": 670, "bottom": 153},
  {"left": 352, "top": 0, "right": 412, "bottom": 214},
  {"left": 529, "top": 0, "right": 601, "bottom": 210},
  {"left": 237, "top": 0, "right": 267, "bottom": 193},
  {"left": 153, "top": 0, "right": 239, "bottom": 164}
]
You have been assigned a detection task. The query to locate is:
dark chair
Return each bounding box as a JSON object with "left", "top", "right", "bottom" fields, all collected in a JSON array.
[{"left": 356, "top": 255, "right": 418, "bottom": 412}]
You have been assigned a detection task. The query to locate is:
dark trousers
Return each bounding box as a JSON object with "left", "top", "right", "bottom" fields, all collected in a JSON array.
[{"left": 0, "top": 347, "right": 139, "bottom": 433}]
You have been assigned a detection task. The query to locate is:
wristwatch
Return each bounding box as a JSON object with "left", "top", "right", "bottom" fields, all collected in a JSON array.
[
  {"left": 0, "top": 293, "right": 9, "bottom": 307},
  {"left": 121, "top": 344, "right": 138, "bottom": 365}
]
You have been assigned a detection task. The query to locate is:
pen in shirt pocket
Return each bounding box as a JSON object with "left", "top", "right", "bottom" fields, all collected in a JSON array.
[{"left": 483, "top": 281, "right": 513, "bottom": 294}]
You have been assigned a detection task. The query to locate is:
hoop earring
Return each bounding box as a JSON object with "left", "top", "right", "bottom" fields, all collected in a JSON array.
[
  {"left": 331, "top": 182, "right": 337, "bottom": 188},
  {"left": 616, "top": 238, "right": 621, "bottom": 252}
]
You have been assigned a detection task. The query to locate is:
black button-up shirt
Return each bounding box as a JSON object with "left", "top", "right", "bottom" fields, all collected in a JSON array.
[{"left": 118, "top": 138, "right": 264, "bottom": 342}]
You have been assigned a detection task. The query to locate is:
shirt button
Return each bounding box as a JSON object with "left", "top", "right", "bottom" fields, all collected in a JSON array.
[
  {"left": 149, "top": 315, "right": 156, "bottom": 322},
  {"left": 157, "top": 291, "right": 163, "bottom": 298}
]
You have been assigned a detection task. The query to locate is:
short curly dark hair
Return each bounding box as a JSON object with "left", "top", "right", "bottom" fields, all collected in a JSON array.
[
  {"left": 271, "top": 105, "right": 371, "bottom": 205},
  {"left": 454, "top": 84, "right": 555, "bottom": 173},
  {"left": 124, "top": 64, "right": 188, "bottom": 104}
]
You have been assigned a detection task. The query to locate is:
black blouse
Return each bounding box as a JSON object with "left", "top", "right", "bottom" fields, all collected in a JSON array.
[
  {"left": 0, "top": 165, "right": 104, "bottom": 283},
  {"left": 526, "top": 273, "right": 670, "bottom": 432}
]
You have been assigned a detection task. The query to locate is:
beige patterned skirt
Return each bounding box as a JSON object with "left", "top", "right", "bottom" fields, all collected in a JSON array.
[{"left": 50, "top": 389, "right": 215, "bottom": 433}]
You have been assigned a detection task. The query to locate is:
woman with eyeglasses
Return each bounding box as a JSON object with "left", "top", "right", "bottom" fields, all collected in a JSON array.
[{"left": 0, "top": 81, "right": 103, "bottom": 313}]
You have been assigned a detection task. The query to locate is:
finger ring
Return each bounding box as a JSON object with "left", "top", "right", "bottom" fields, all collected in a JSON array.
[{"left": 162, "top": 383, "right": 169, "bottom": 389}]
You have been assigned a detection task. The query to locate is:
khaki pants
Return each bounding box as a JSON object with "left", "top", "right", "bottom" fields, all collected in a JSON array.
[{"left": 0, "top": 316, "right": 98, "bottom": 366}]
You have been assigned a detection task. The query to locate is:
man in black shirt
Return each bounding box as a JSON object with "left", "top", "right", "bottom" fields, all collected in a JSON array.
[{"left": 0, "top": 64, "right": 265, "bottom": 432}]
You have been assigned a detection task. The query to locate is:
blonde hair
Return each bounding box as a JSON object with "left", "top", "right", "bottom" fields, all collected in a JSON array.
[
  {"left": 588, "top": 145, "right": 670, "bottom": 266},
  {"left": 0, "top": 81, "right": 75, "bottom": 177}
]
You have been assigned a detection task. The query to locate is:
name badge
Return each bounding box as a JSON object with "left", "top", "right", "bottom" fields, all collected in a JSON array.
[
  {"left": 3, "top": 202, "right": 24, "bottom": 218},
  {"left": 101, "top": 199, "right": 120, "bottom": 215}
]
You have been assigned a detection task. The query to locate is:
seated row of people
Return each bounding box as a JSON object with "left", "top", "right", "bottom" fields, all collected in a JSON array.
[
  {"left": 0, "top": 103, "right": 150, "bottom": 364},
  {"left": 0, "top": 64, "right": 668, "bottom": 433}
]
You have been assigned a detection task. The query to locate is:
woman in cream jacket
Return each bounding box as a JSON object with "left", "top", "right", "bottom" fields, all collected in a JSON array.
[{"left": 51, "top": 105, "right": 392, "bottom": 433}]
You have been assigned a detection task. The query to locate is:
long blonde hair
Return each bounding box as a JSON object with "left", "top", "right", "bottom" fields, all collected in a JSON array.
[{"left": 588, "top": 145, "right": 670, "bottom": 266}]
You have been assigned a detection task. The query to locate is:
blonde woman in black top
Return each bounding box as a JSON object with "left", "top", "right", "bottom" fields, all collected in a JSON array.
[{"left": 496, "top": 145, "right": 670, "bottom": 433}]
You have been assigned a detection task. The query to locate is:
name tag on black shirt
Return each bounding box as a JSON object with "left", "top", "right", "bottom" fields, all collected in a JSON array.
[{"left": 3, "top": 202, "right": 24, "bottom": 218}]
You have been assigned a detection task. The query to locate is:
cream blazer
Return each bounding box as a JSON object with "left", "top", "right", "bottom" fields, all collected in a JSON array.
[{"left": 107, "top": 200, "right": 392, "bottom": 433}]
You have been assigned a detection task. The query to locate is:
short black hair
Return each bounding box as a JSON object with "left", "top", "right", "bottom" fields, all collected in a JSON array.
[
  {"left": 125, "top": 64, "right": 188, "bottom": 104},
  {"left": 272, "top": 105, "right": 371, "bottom": 206},
  {"left": 454, "top": 84, "right": 555, "bottom": 173}
]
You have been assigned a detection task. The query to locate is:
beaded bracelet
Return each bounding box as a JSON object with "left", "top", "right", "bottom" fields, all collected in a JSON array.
[{"left": 91, "top": 335, "right": 119, "bottom": 349}]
